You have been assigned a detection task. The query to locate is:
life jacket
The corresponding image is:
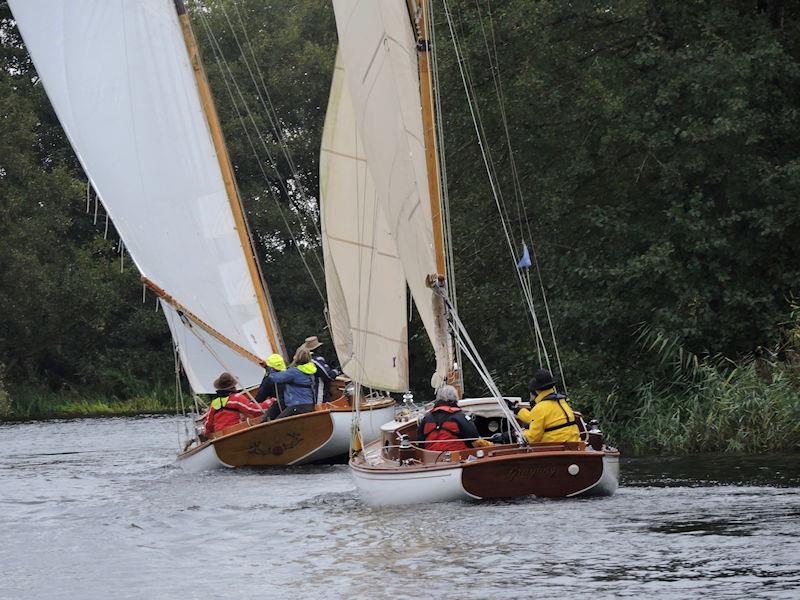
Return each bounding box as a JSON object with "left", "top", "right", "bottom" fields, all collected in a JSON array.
[
  {"left": 422, "top": 405, "right": 468, "bottom": 451},
  {"left": 294, "top": 362, "right": 317, "bottom": 388},
  {"left": 540, "top": 393, "right": 579, "bottom": 433},
  {"left": 210, "top": 394, "right": 238, "bottom": 412}
]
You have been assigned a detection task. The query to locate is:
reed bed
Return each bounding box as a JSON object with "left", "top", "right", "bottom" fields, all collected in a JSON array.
[{"left": 2, "top": 385, "right": 175, "bottom": 420}]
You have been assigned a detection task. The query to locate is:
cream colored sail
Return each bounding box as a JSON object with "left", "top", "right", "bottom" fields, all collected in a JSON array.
[
  {"left": 331, "top": 0, "right": 449, "bottom": 384},
  {"left": 9, "top": 0, "right": 279, "bottom": 391},
  {"left": 320, "top": 50, "right": 409, "bottom": 392}
]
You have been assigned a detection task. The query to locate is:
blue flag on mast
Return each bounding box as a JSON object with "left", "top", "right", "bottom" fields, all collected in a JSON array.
[{"left": 517, "top": 243, "right": 532, "bottom": 269}]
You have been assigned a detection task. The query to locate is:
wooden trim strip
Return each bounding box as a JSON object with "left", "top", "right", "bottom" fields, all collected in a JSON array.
[{"left": 143, "top": 276, "right": 264, "bottom": 367}]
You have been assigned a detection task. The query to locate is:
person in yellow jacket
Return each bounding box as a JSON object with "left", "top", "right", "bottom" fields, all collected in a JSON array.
[{"left": 515, "top": 369, "right": 581, "bottom": 444}]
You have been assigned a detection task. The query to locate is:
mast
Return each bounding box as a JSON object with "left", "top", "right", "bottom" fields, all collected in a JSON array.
[
  {"left": 409, "top": 0, "right": 446, "bottom": 276},
  {"left": 172, "top": 0, "right": 284, "bottom": 357},
  {"left": 409, "top": 0, "right": 461, "bottom": 392}
]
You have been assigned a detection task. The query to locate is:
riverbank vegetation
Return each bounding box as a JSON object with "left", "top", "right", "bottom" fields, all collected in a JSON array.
[{"left": 1, "top": 1, "right": 798, "bottom": 453}]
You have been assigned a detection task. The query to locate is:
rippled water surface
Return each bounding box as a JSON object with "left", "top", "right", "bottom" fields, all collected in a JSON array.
[{"left": 1, "top": 416, "right": 798, "bottom": 599}]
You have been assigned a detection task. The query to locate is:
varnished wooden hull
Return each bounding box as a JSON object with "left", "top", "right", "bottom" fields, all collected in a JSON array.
[
  {"left": 351, "top": 447, "right": 619, "bottom": 506},
  {"left": 178, "top": 399, "right": 396, "bottom": 471}
]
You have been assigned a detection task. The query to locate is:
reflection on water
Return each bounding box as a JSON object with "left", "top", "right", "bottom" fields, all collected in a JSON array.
[{"left": 0, "top": 416, "right": 798, "bottom": 600}]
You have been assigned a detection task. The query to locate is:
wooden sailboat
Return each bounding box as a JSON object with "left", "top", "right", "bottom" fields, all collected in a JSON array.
[
  {"left": 9, "top": 0, "right": 396, "bottom": 470},
  {"left": 324, "top": 0, "right": 619, "bottom": 505}
]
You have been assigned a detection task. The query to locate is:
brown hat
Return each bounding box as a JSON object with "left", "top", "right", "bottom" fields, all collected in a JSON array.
[
  {"left": 213, "top": 372, "right": 237, "bottom": 392},
  {"left": 302, "top": 335, "right": 322, "bottom": 351}
]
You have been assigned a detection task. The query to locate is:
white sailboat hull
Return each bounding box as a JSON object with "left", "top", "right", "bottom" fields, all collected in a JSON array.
[{"left": 351, "top": 463, "right": 476, "bottom": 506}]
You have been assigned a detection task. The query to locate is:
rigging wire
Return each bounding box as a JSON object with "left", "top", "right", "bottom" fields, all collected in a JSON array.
[
  {"left": 194, "top": 8, "right": 327, "bottom": 305},
  {"left": 228, "top": 2, "right": 325, "bottom": 245},
  {"left": 440, "top": 0, "right": 567, "bottom": 390},
  {"left": 477, "top": 0, "right": 567, "bottom": 391},
  {"left": 431, "top": 283, "right": 526, "bottom": 441}
]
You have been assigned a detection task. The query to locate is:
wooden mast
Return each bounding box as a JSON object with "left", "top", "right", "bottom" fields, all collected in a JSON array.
[
  {"left": 411, "top": 0, "right": 446, "bottom": 276},
  {"left": 143, "top": 277, "right": 265, "bottom": 366},
  {"left": 409, "top": 0, "right": 461, "bottom": 392},
  {"left": 172, "top": 0, "right": 283, "bottom": 357}
]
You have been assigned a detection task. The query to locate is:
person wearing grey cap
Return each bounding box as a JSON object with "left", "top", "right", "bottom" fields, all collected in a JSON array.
[{"left": 416, "top": 385, "right": 480, "bottom": 452}]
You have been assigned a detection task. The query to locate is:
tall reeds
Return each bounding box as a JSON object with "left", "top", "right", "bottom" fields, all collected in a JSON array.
[{"left": 588, "top": 314, "right": 800, "bottom": 455}]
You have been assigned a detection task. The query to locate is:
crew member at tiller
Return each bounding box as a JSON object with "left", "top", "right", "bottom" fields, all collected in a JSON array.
[
  {"left": 515, "top": 368, "right": 581, "bottom": 444},
  {"left": 203, "top": 372, "right": 264, "bottom": 437},
  {"left": 417, "top": 385, "right": 480, "bottom": 451}
]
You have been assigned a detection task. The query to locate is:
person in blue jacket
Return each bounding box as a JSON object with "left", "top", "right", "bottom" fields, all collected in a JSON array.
[
  {"left": 260, "top": 346, "right": 318, "bottom": 420},
  {"left": 301, "top": 335, "right": 341, "bottom": 404}
]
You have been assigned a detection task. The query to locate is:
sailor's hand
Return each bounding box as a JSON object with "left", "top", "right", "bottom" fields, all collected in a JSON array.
[
  {"left": 503, "top": 398, "right": 521, "bottom": 414},
  {"left": 472, "top": 438, "right": 494, "bottom": 448}
]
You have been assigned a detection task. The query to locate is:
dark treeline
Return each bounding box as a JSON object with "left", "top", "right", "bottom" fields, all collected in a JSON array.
[{"left": 0, "top": 1, "right": 798, "bottom": 451}]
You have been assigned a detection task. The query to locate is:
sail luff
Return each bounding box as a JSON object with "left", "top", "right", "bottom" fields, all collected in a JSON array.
[{"left": 173, "top": 0, "right": 283, "bottom": 356}]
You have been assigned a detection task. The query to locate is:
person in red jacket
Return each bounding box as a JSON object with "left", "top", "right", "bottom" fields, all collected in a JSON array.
[
  {"left": 203, "top": 372, "right": 264, "bottom": 437},
  {"left": 417, "top": 385, "right": 480, "bottom": 452}
]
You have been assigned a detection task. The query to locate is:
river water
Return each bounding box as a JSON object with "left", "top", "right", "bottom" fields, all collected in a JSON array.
[{"left": 0, "top": 416, "right": 797, "bottom": 599}]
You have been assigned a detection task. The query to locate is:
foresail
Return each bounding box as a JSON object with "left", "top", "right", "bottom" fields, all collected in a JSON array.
[
  {"left": 10, "top": 0, "right": 278, "bottom": 389},
  {"left": 331, "top": 0, "right": 450, "bottom": 383},
  {"left": 320, "top": 50, "right": 409, "bottom": 392}
]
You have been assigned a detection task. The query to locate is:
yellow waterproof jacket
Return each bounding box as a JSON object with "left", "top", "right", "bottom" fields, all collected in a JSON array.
[{"left": 516, "top": 387, "right": 580, "bottom": 444}]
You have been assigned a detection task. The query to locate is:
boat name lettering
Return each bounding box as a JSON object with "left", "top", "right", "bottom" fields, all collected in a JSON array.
[{"left": 507, "top": 465, "right": 559, "bottom": 481}]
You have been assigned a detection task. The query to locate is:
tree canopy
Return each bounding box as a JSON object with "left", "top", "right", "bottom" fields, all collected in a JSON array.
[{"left": 1, "top": 0, "right": 798, "bottom": 411}]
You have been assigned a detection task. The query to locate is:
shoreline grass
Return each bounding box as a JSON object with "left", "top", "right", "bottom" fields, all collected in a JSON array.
[
  {"left": 585, "top": 359, "right": 800, "bottom": 457},
  {"left": 0, "top": 385, "right": 178, "bottom": 422}
]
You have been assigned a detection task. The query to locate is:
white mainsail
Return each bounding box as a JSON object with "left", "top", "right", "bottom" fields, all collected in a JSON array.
[
  {"left": 9, "top": 0, "right": 278, "bottom": 392},
  {"left": 331, "top": 0, "right": 450, "bottom": 384},
  {"left": 320, "top": 50, "right": 409, "bottom": 392}
]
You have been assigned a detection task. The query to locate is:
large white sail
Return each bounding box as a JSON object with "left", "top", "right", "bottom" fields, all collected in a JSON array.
[
  {"left": 320, "top": 50, "right": 409, "bottom": 392},
  {"left": 331, "top": 0, "right": 450, "bottom": 383},
  {"left": 9, "top": 0, "right": 278, "bottom": 389}
]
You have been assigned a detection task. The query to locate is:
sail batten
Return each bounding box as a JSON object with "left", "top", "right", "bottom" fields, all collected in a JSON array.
[{"left": 9, "top": 0, "right": 277, "bottom": 391}]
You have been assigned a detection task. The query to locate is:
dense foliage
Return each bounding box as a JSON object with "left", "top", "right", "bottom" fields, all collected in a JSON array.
[{"left": 1, "top": 1, "right": 798, "bottom": 451}]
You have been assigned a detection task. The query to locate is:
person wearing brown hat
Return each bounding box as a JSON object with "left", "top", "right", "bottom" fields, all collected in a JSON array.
[
  {"left": 202, "top": 372, "right": 264, "bottom": 437},
  {"left": 301, "top": 335, "right": 341, "bottom": 404}
]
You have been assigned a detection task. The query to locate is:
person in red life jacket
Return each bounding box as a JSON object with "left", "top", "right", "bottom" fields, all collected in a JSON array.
[
  {"left": 417, "top": 385, "right": 480, "bottom": 452},
  {"left": 203, "top": 372, "right": 264, "bottom": 437}
]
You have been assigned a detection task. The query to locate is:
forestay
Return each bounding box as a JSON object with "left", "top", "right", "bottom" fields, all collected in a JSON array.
[
  {"left": 331, "top": 0, "right": 450, "bottom": 384},
  {"left": 10, "top": 0, "right": 278, "bottom": 391},
  {"left": 320, "top": 50, "right": 409, "bottom": 392}
]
